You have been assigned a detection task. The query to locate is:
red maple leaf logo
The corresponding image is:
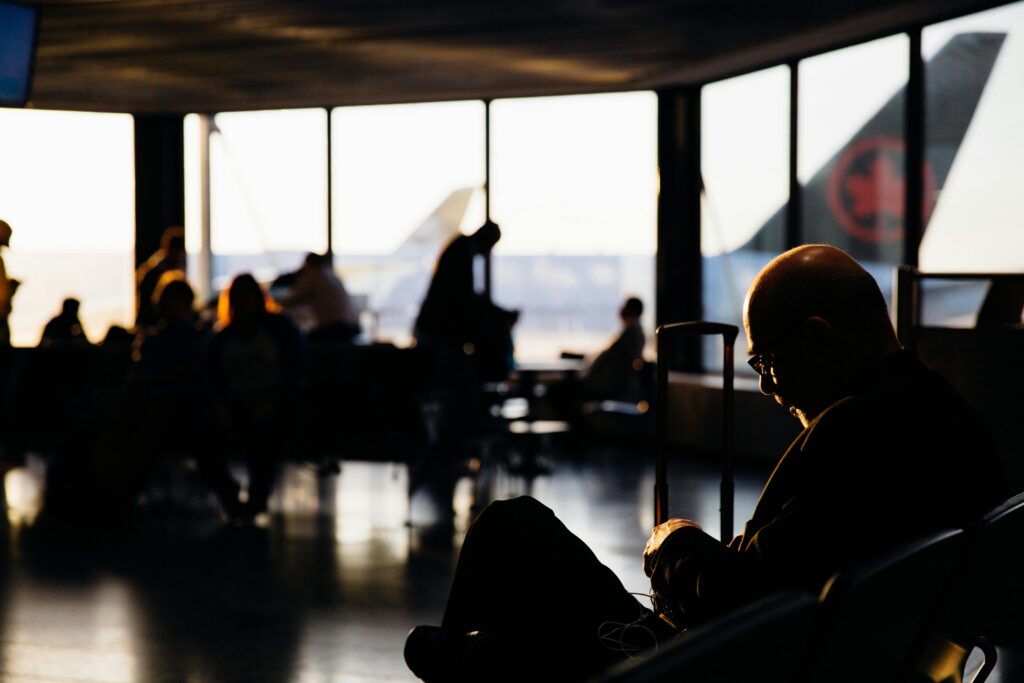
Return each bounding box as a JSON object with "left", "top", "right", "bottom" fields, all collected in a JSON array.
[
  {"left": 844, "top": 154, "right": 904, "bottom": 220},
  {"left": 828, "top": 136, "right": 938, "bottom": 245}
]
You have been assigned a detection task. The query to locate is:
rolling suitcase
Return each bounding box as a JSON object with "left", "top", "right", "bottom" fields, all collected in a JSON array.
[{"left": 654, "top": 321, "right": 739, "bottom": 541}]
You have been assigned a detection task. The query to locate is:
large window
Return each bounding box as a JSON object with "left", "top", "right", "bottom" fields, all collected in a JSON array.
[
  {"left": 915, "top": 2, "right": 1024, "bottom": 326},
  {"left": 799, "top": 35, "right": 909, "bottom": 283},
  {"left": 0, "top": 109, "right": 134, "bottom": 346},
  {"left": 187, "top": 94, "right": 656, "bottom": 359},
  {"left": 185, "top": 109, "right": 328, "bottom": 294},
  {"left": 330, "top": 101, "right": 486, "bottom": 346},
  {"left": 490, "top": 92, "right": 658, "bottom": 361},
  {"left": 921, "top": 2, "right": 1024, "bottom": 274},
  {"left": 701, "top": 66, "right": 790, "bottom": 370}
]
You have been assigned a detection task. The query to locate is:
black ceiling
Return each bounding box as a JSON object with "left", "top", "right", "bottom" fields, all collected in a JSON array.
[{"left": 19, "top": 0, "right": 1012, "bottom": 113}]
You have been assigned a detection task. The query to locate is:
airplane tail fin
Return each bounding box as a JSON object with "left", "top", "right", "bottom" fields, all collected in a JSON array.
[
  {"left": 394, "top": 187, "right": 476, "bottom": 256},
  {"left": 741, "top": 32, "right": 1005, "bottom": 263}
]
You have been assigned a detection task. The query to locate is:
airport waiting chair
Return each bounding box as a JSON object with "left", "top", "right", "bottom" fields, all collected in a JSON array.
[
  {"left": 595, "top": 590, "right": 819, "bottom": 683},
  {"left": 801, "top": 528, "right": 967, "bottom": 683},
  {"left": 910, "top": 492, "right": 1024, "bottom": 683}
]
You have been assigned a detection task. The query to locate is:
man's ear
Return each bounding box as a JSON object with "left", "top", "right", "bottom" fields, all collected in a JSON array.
[{"left": 801, "top": 316, "right": 835, "bottom": 352}]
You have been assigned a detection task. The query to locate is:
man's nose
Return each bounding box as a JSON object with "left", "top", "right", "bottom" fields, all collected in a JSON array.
[{"left": 759, "top": 372, "right": 776, "bottom": 396}]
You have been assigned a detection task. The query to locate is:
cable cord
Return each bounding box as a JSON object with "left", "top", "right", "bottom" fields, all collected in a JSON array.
[{"left": 597, "top": 598, "right": 659, "bottom": 659}]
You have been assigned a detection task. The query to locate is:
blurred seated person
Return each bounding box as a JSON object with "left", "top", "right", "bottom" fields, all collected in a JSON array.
[
  {"left": 414, "top": 220, "right": 517, "bottom": 382},
  {"left": 136, "top": 226, "right": 186, "bottom": 329},
  {"left": 128, "top": 273, "right": 241, "bottom": 515},
  {"left": 976, "top": 278, "right": 1024, "bottom": 328},
  {"left": 133, "top": 273, "right": 211, "bottom": 378},
  {"left": 102, "top": 325, "right": 134, "bottom": 349},
  {"left": 40, "top": 298, "right": 91, "bottom": 348},
  {"left": 211, "top": 274, "right": 303, "bottom": 518},
  {"left": 545, "top": 297, "right": 647, "bottom": 420},
  {"left": 278, "top": 252, "right": 361, "bottom": 343},
  {"left": 580, "top": 296, "right": 646, "bottom": 402}
]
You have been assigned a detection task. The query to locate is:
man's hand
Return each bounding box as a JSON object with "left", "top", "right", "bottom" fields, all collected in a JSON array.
[{"left": 643, "top": 518, "right": 701, "bottom": 577}]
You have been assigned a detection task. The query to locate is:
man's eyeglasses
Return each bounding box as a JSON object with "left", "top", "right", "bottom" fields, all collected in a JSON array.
[
  {"left": 747, "top": 315, "right": 811, "bottom": 378},
  {"left": 747, "top": 354, "right": 773, "bottom": 378}
]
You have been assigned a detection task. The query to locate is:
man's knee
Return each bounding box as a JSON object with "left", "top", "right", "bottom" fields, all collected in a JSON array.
[{"left": 472, "top": 496, "right": 552, "bottom": 534}]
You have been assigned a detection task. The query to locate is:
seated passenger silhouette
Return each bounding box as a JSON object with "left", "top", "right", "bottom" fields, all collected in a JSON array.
[
  {"left": 40, "top": 298, "right": 91, "bottom": 347},
  {"left": 278, "top": 252, "right": 360, "bottom": 343},
  {"left": 414, "top": 220, "right": 518, "bottom": 382},
  {"left": 976, "top": 278, "right": 1024, "bottom": 328},
  {"left": 210, "top": 274, "right": 303, "bottom": 519},
  {"left": 127, "top": 274, "right": 242, "bottom": 513},
  {"left": 101, "top": 325, "right": 134, "bottom": 349},
  {"left": 581, "top": 296, "right": 646, "bottom": 402},
  {"left": 136, "top": 226, "right": 186, "bottom": 330},
  {"left": 404, "top": 245, "right": 1007, "bottom": 683}
]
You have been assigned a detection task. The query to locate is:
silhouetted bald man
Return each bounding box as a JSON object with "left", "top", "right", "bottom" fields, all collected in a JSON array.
[
  {"left": 646, "top": 245, "right": 1005, "bottom": 625},
  {"left": 405, "top": 245, "right": 1007, "bottom": 683}
]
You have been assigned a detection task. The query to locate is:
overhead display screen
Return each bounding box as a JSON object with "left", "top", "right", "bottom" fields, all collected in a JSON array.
[{"left": 0, "top": 1, "right": 38, "bottom": 107}]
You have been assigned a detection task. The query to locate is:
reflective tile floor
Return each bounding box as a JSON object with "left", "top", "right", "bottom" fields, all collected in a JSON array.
[
  {"left": 0, "top": 446, "right": 1010, "bottom": 682},
  {"left": 0, "top": 443, "right": 769, "bottom": 683}
]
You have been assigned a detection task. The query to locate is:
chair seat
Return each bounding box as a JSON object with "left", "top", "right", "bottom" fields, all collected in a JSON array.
[{"left": 596, "top": 591, "right": 818, "bottom": 683}]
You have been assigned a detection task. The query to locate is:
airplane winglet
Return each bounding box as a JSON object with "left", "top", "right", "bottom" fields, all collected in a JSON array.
[{"left": 394, "top": 187, "right": 476, "bottom": 256}]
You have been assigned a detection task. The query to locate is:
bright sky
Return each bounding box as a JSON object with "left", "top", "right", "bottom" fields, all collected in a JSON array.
[
  {"left": 490, "top": 92, "right": 658, "bottom": 256},
  {"left": 0, "top": 108, "right": 135, "bottom": 344},
  {"left": 920, "top": 2, "right": 1024, "bottom": 270},
  {"left": 207, "top": 108, "right": 328, "bottom": 255},
  {"left": 701, "top": 65, "right": 790, "bottom": 255},
  {"left": 0, "top": 108, "right": 134, "bottom": 250},
  {"left": 331, "top": 100, "right": 486, "bottom": 254}
]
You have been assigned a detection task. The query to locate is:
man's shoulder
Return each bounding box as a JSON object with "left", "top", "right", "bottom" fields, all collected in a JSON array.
[{"left": 805, "top": 350, "right": 993, "bottom": 456}]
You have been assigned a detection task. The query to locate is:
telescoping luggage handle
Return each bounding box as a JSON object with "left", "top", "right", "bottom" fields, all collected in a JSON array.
[{"left": 655, "top": 321, "right": 739, "bottom": 542}]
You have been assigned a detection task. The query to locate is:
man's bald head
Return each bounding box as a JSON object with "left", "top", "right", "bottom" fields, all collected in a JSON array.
[
  {"left": 0, "top": 220, "right": 11, "bottom": 247},
  {"left": 745, "top": 245, "right": 895, "bottom": 352},
  {"left": 743, "top": 245, "right": 900, "bottom": 424}
]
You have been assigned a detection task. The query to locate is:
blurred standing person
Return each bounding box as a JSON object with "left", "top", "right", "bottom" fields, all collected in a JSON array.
[
  {"left": 136, "top": 226, "right": 186, "bottom": 330},
  {"left": 411, "top": 221, "right": 517, "bottom": 519},
  {"left": 0, "top": 220, "right": 12, "bottom": 482},
  {"left": 414, "top": 220, "right": 517, "bottom": 382},
  {"left": 279, "top": 252, "right": 360, "bottom": 343},
  {"left": 0, "top": 219, "right": 19, "bottom": 346},
  {"left": 210, "top": 274, "right": 303, "bottom": 519}
]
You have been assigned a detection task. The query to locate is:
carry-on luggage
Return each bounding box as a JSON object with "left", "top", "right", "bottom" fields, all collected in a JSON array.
[{"left": 654, "top": 321, "right": 739, "bottom": 541}]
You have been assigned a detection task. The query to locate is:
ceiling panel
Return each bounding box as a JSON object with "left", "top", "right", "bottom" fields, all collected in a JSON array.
[{"left": 16, "top": 0, "right": 1012, "bottom": 112}]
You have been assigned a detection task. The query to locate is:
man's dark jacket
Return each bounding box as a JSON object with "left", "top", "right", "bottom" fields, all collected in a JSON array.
[{"left": 649, "top": 350, "right": 1008, "bottom": 628}]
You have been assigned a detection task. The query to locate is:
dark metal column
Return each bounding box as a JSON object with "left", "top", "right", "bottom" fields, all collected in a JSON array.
[
  {"left": 904, "top": 29, "right": 925, "bottom": 268},
  {"left": 484, "top": 99, "right": 493, "bottom": 297},
  {"left": 657, "top": 88, "right": 703, "bottom": 371},
  {"left": 484, "top": 99, "right": 492, "bottom": 223},
  {"left": 133, "top": 114, "right": 185, "bottom": 269},
  {"left": 787, "top": 62, "right": 802, "bottom": 249},
  {"left": 326, "top": 107, "right": 334, "bottom": 258}
]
